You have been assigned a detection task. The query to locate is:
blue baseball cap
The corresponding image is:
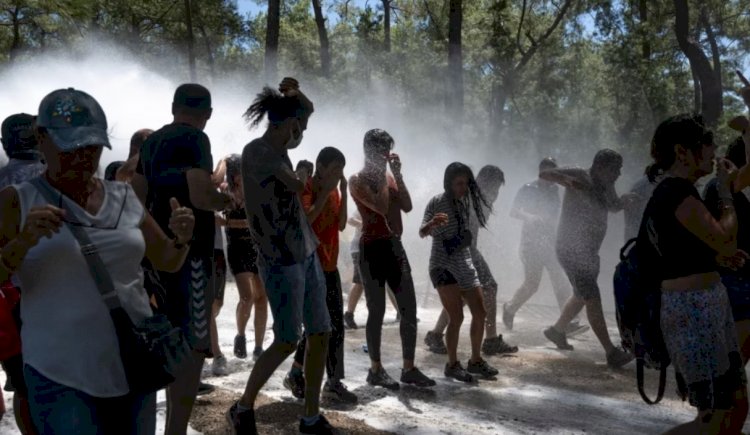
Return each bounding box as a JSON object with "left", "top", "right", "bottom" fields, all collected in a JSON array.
[{"left": 36, "top": 88, "right": 111, "bottom": 151}]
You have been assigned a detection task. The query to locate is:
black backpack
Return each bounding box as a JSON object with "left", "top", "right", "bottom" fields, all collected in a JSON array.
[{"left": 613, "top": 237, "right": 671, "bottom": 404}]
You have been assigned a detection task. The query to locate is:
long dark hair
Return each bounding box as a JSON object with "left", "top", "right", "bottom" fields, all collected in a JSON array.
[
  {"left": 443, "top": 162, "right": 490, "bottom": 228},
  {"left": 647, "top": 114, "right": 712, "bottom": 182},
  {"left": 243, "top": 86, "right": 307, "bottom": 128}
]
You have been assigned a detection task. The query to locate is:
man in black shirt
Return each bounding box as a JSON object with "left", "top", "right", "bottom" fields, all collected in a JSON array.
[{"left": 132, "top": 84, "right": 231, "bottom": 435}]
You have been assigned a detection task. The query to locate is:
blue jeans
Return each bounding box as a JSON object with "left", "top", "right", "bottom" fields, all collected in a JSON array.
[{"left": 24, "top": 365, "right": 156, "bottom": 435}]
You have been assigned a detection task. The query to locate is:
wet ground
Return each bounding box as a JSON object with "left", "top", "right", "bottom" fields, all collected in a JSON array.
[{"left": 2, "top": 283, "right": 745, "bottom": 434}]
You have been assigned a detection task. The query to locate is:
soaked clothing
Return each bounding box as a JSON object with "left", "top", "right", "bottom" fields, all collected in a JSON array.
[
  {"left": 661, "top": 283, "right": 745, "bottom": 410},
  {"left": 624, "top": 176, "right": 656, "bottom": 242},
  {"left": 14, "top": 179, "right": 152, "bottom": 398},
  {"left": 512, "top": 180, "right": 560, "bottom": 253},
  {"left": 423, "top": 193, "right": 480, "bottom": 290},
  {"left": 356, "top": 174, "right": 403, "bottom": 243},
  {"left": 224, "top": 206, "right": 259, "bottom": 275},
  {"left": 705, "top": 177, "right": 750, "bottom": 321},
  {"left": 301, "top": 178, "right": 342, "bottom": 272}
]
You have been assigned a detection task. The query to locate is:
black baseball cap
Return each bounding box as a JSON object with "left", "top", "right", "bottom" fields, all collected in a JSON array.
[
  {"left": 37, "top": 88, "right": 111, "bottom": 151},
  {"left": 173, "top": 84, "right": 212, "bottom": 111},
  {"left": 1, "top": 113, "right": 39, "bottom": 159}
]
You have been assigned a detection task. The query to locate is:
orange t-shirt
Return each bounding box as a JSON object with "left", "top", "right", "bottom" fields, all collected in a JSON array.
[{"left": 302, "top": 179, "right": 341, "bottom": 272}]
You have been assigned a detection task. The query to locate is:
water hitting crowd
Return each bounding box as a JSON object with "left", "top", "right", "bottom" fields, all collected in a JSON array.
[{"left": 0, "top": 76, "right": 750, "bottom": 435}]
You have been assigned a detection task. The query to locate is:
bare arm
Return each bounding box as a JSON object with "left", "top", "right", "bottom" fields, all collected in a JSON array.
[
  {"left": 540, "top": 168, "right": 589, "bottom": 190},
  {"left": 131, "top": 172, "right": 148, "bottom": 205},
  {"left": 186, "top": 168, "right": 232, "bottom": 211},
  {"left": 141, "top": 212, "right": 190, "bottom": 272},
  {"left": 212, "top": 158, "right": 227, "bottom": 188},
  {"left": 675, "top": 196, "right": 737, "bottom": 256},
  {"left": 393, "top": 174, "right": 413, "bottom": 213}
]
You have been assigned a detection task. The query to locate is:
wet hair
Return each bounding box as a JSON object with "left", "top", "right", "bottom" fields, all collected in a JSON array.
[
  {"left": 539, "top": 157, "right": 558, "bottom": 171},
  {"left": 725, "top": 136, "right": 746, "bottom": 169},
  {"left": 363, "top": 129, "right": 394, "bottom": 157},
  {"left": 316, "top": 147, "right": 346, "bottom": 168},
  {"left": 243, "top": 86, "right": 307, "bottom": 127},
  {"left": 592, "top": 149, "right": 623, "bottom": 171},
  {"left": 296, "top": 160, "right": 314, "bottom": 174},
  {"left": 226, "top": 154, "right": 242, "bottom": 191},
  {"left": 647, "top": 114, "right": 712, "bottom": 182},
  {"left": 476, "top": 165, "right": 505, "bottom": 190},
  {"left": 104, "top": 161, "right": 125, "bottom": 181},
  {"left": 444, "top": 162, "right": 491, "bottom": 228}
]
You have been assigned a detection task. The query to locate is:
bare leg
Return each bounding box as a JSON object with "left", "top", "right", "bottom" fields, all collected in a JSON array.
[
  {"left": 433, "top": 309, "right": 450, "bottom": 335},
  {"left": 250, "top": 273, "right": 269, "bottom": 348},
  {"left": 437, "top": 285, "right": 464, "bottom": 365},
  {"left": 238, "top": 341, "right": 297, "bottom": 408},
  {"left": 552, "top": 295, "right": 585, "bottom": 332},
  {"left": 481, "top": 284, "right": 497, "bottom": 339},
  {"left": 583, "top": 299, "right": 615, "bottom": 353},
  {"left": 165, "top": 351, "right": 204, "bottom": 435},
  {"left": 303, "top": 333, "right": 330, "bottom": 418},
  {"left": 236, "top": 272, "right": 254, "bottom": 337},
  {"left": 463, "top": 288, "right": 487, "bottom": 363},
  {"left": 210, "top": 299, "right": 223, "bottom": 358},
  {"left": 346, "top": 283, "right": 364, "bottom": 314}
]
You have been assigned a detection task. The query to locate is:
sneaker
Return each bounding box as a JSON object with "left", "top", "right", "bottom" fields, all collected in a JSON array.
[
  {"left": 467, "top": 358, "right": 499, "bottom": 378},
  {"left": 323, "top": 379, "right": 358, "bottom": 404},
  {"left": 252, "top": 347, "right": 263, "bottom": 361},
  {"left": 212, "top": 355, "right": 228, "bottom": 376},
  {"left": 401, "top": 367, "right": 436, "bottom": 387},
  {"left": 226, "top": 402, "right": 257, "bottom": 435},
  {"left": 366, "top": 368, "right": 400, "bottom": 390},
  {"left": 444, "top": 362, "right": 476, "bottom": 383},
  {"left": 606, "top": 348, "right": 634, "bottom": 369},
  {"left": 362, "top": 343, "right": 368, "bottom": 353},
  {"left": 565, "top": 321, "right": 590, "bottom": 338},
  {"left": 234, "top": 335, "right": 248, "bottom": 359},
  {"left": 299, "top": 414, "right": 336, "bottom": 434},
  {"left": 543, "top": 326, "right": 574, "bottom": 351},
  {"left": 482, "top": 336, "right": 519, "bottom": 355},
  {"left": 424, "top": 331, "right": 448, "bottom": 354},
  {"left": 502, "top": 303, "right": 514, "bottom": 331},
  {"left": 284, "top": 369, "right": 305, "bottom": 399},
  {"left": 344, "top": 312, "right": 358, "bottom": 330},
  {"left": 197, "top": 382, "right": 215, "bottom": 396}
]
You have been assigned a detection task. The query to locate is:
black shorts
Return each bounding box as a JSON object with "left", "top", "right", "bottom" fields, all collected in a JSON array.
[
  {"left": 430, "top": 268, "right": 458, "bottom": 288},
  {"left": 351, "top": 253, "right": 363, "bottom": 285},
  {"left": 1, "top": 353, "right": 26, "bottom": 396},
  {"left": 227, "top": 237, "right": 259, "bottom": 275},
  {"left": 213, "top": 249, "right": 227, "bottom": 302},
  {"left": 557, "top": 250, "right": 601, "bottom": 301}
]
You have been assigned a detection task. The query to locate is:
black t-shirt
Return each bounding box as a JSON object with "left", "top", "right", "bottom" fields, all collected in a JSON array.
[
  {"left": 704, "top": 177, "right": 750, "bottom": 276},
  {"left": 137, "top": 123, "right": 215, "bottom": 253},
  {"left": 639, "top": 177, "right": 716, "bottom": 281}
]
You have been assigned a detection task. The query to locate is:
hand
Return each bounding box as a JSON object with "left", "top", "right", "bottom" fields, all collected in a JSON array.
[
  {"left": 717, "top": 157, "right": 739, "bottom": 188},
  {"left": 168, "top": 198, "right": 195, "bottom": 244},
  {"left": 339, "top": 176, "right": 348, "bottom": 194},
  {"left": 296, "top": 168, "right": 311, "bottom": 185},
  {"left": 279, "top": 77, "right": 300, "bottom": 97},
  {"left": 431, "top": 213, "right": 449, "bottom": 228},
  {"left": 388, "top": 153, "right": 402, "bottom": 177},
  {"left": 18, "top": 205, "right": 66, "bottom": 247},
  {"left": 321, "top": 173, "right": 340, "bottom": 194},
  {"left": 717, "top": 250, "right": 749, "bottom": 271}
]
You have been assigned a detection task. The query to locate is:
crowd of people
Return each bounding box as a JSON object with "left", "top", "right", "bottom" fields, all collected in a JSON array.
[{"left": 0, "top": 77, "right": 750, "bottom": 435}]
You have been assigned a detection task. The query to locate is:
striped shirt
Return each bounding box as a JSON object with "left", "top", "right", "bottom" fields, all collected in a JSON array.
[{"left": 423, "top": 193, "right": 480, "bottom": 289}]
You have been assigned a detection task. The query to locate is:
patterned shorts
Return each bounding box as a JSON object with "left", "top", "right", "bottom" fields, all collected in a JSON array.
[{"left": 661, "top": 282, "right": 746, "bottom": 410}]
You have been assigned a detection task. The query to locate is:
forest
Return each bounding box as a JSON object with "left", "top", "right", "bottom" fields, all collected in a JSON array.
[{"left": 0, "top": 0, "right": 749, "bottom": 168}]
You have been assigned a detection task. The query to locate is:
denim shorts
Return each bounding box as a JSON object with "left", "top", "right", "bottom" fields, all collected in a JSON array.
[
  {"left": 258, "top": 252, "right": 332, "bottom": 344},
  {"left": 24, "top": 364, "right": 156, "bottom": 435}
]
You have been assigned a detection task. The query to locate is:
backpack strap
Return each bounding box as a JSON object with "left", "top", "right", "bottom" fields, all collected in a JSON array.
[
  {"left": 620, "top": 238, "right": 637, "bottom": 261},
  {"left": 637, "top": 359, "right": 667, "bottom": 405}
]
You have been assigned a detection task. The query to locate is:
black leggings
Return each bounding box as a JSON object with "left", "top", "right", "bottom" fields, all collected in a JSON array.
[
  {"left": 294, "top": 270, "right": 345, "bottom": 381},
  {"left": 359, "top": 238, "right": 417, "bottom": 362}
]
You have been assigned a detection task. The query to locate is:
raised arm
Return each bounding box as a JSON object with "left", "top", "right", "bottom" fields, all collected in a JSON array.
[
  {"left": 540, "top": 167, "right": 589, "bottom": 191},
  {"left": 388, "top": 154, "right": 412, "bottom": 213}
]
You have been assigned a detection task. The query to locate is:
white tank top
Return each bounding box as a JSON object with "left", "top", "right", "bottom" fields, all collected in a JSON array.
[{"left": 14, "top": 179, "right": 152, "bottom": 398}]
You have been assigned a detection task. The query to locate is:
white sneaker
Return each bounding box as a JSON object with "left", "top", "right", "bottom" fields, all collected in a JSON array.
[{"left": 212, "top": 355, "right": 228, "bottom": 376}]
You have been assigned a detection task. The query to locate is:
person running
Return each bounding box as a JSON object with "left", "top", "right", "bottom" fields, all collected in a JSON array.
[
  {"left": 643, "top": 114, "right": 748, "bottom": 434},
  {"left": 541, "top": 149, "right": 634, "bottom": 368},
  {"left": 420, "top": 162, "right": 500, "bottom": 382},
  {"left": 284, "top": 146, "right": 358, "bottom": 403},
  {"left": 116, "top": 129, "right": 153, "bottom": 183},
  {"left": 425, "top": 165, "right": 518, "bottom": 355},
  {"left": 227, "top": 79, "right": 336, "bottom": 434},
  {"left": 0, "top": 88, "right": 195, "bottom": 434},
  {"left": 133, "top": 83, "right": 232, "bottom": 435},
  {"left": 344, "top": 210, "right": 400, "bottom": 330},
  {"left": 0, "top": 113, "right": 44, "bottom": 435},
  {"left": 502, "top": 158, "right": 586, "bottom": 335},
  {"left": 349, "top": 128, "right": 435, "bottom": 390},
  {"left": 223, "top": 154, "right": 268, "bottom": 361}
]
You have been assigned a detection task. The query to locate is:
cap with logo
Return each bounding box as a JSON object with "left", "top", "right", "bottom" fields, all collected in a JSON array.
[
  {"left": 37, "top": 88, "right": 110, "bottom": 152},
  {"left": 1, "top": 113, "right": 40, "bottom": 160}
]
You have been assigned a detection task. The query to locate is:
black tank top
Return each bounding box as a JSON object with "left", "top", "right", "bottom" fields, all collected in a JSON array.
[{"left": 639, "top": 177, "right": 716, "bottom": 281}]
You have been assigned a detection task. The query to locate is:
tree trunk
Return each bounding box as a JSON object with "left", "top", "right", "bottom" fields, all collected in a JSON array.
[
  {"left": 447, "top": 0, "right": 463, "bottom": 120},
  {"left": 311, "top": 0, "right": 331, "bottom": 77},
  {"left": 184, "top": 0, "right": 197, "bottom": 81},
  {"left": 638, "top": 0, "right": 650, "bottom": 60},
  {"left": 9, "top": 7, "right": 21, "bottom": 62},
  {"left": 673, "top": 0, "right": 722, "bottom": 126},
  {"left": 383, "top": 0, "right": 391, "bottom": 52},
  {"left": 265, "top": 0, "right": 281, "bottom": 82}
]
